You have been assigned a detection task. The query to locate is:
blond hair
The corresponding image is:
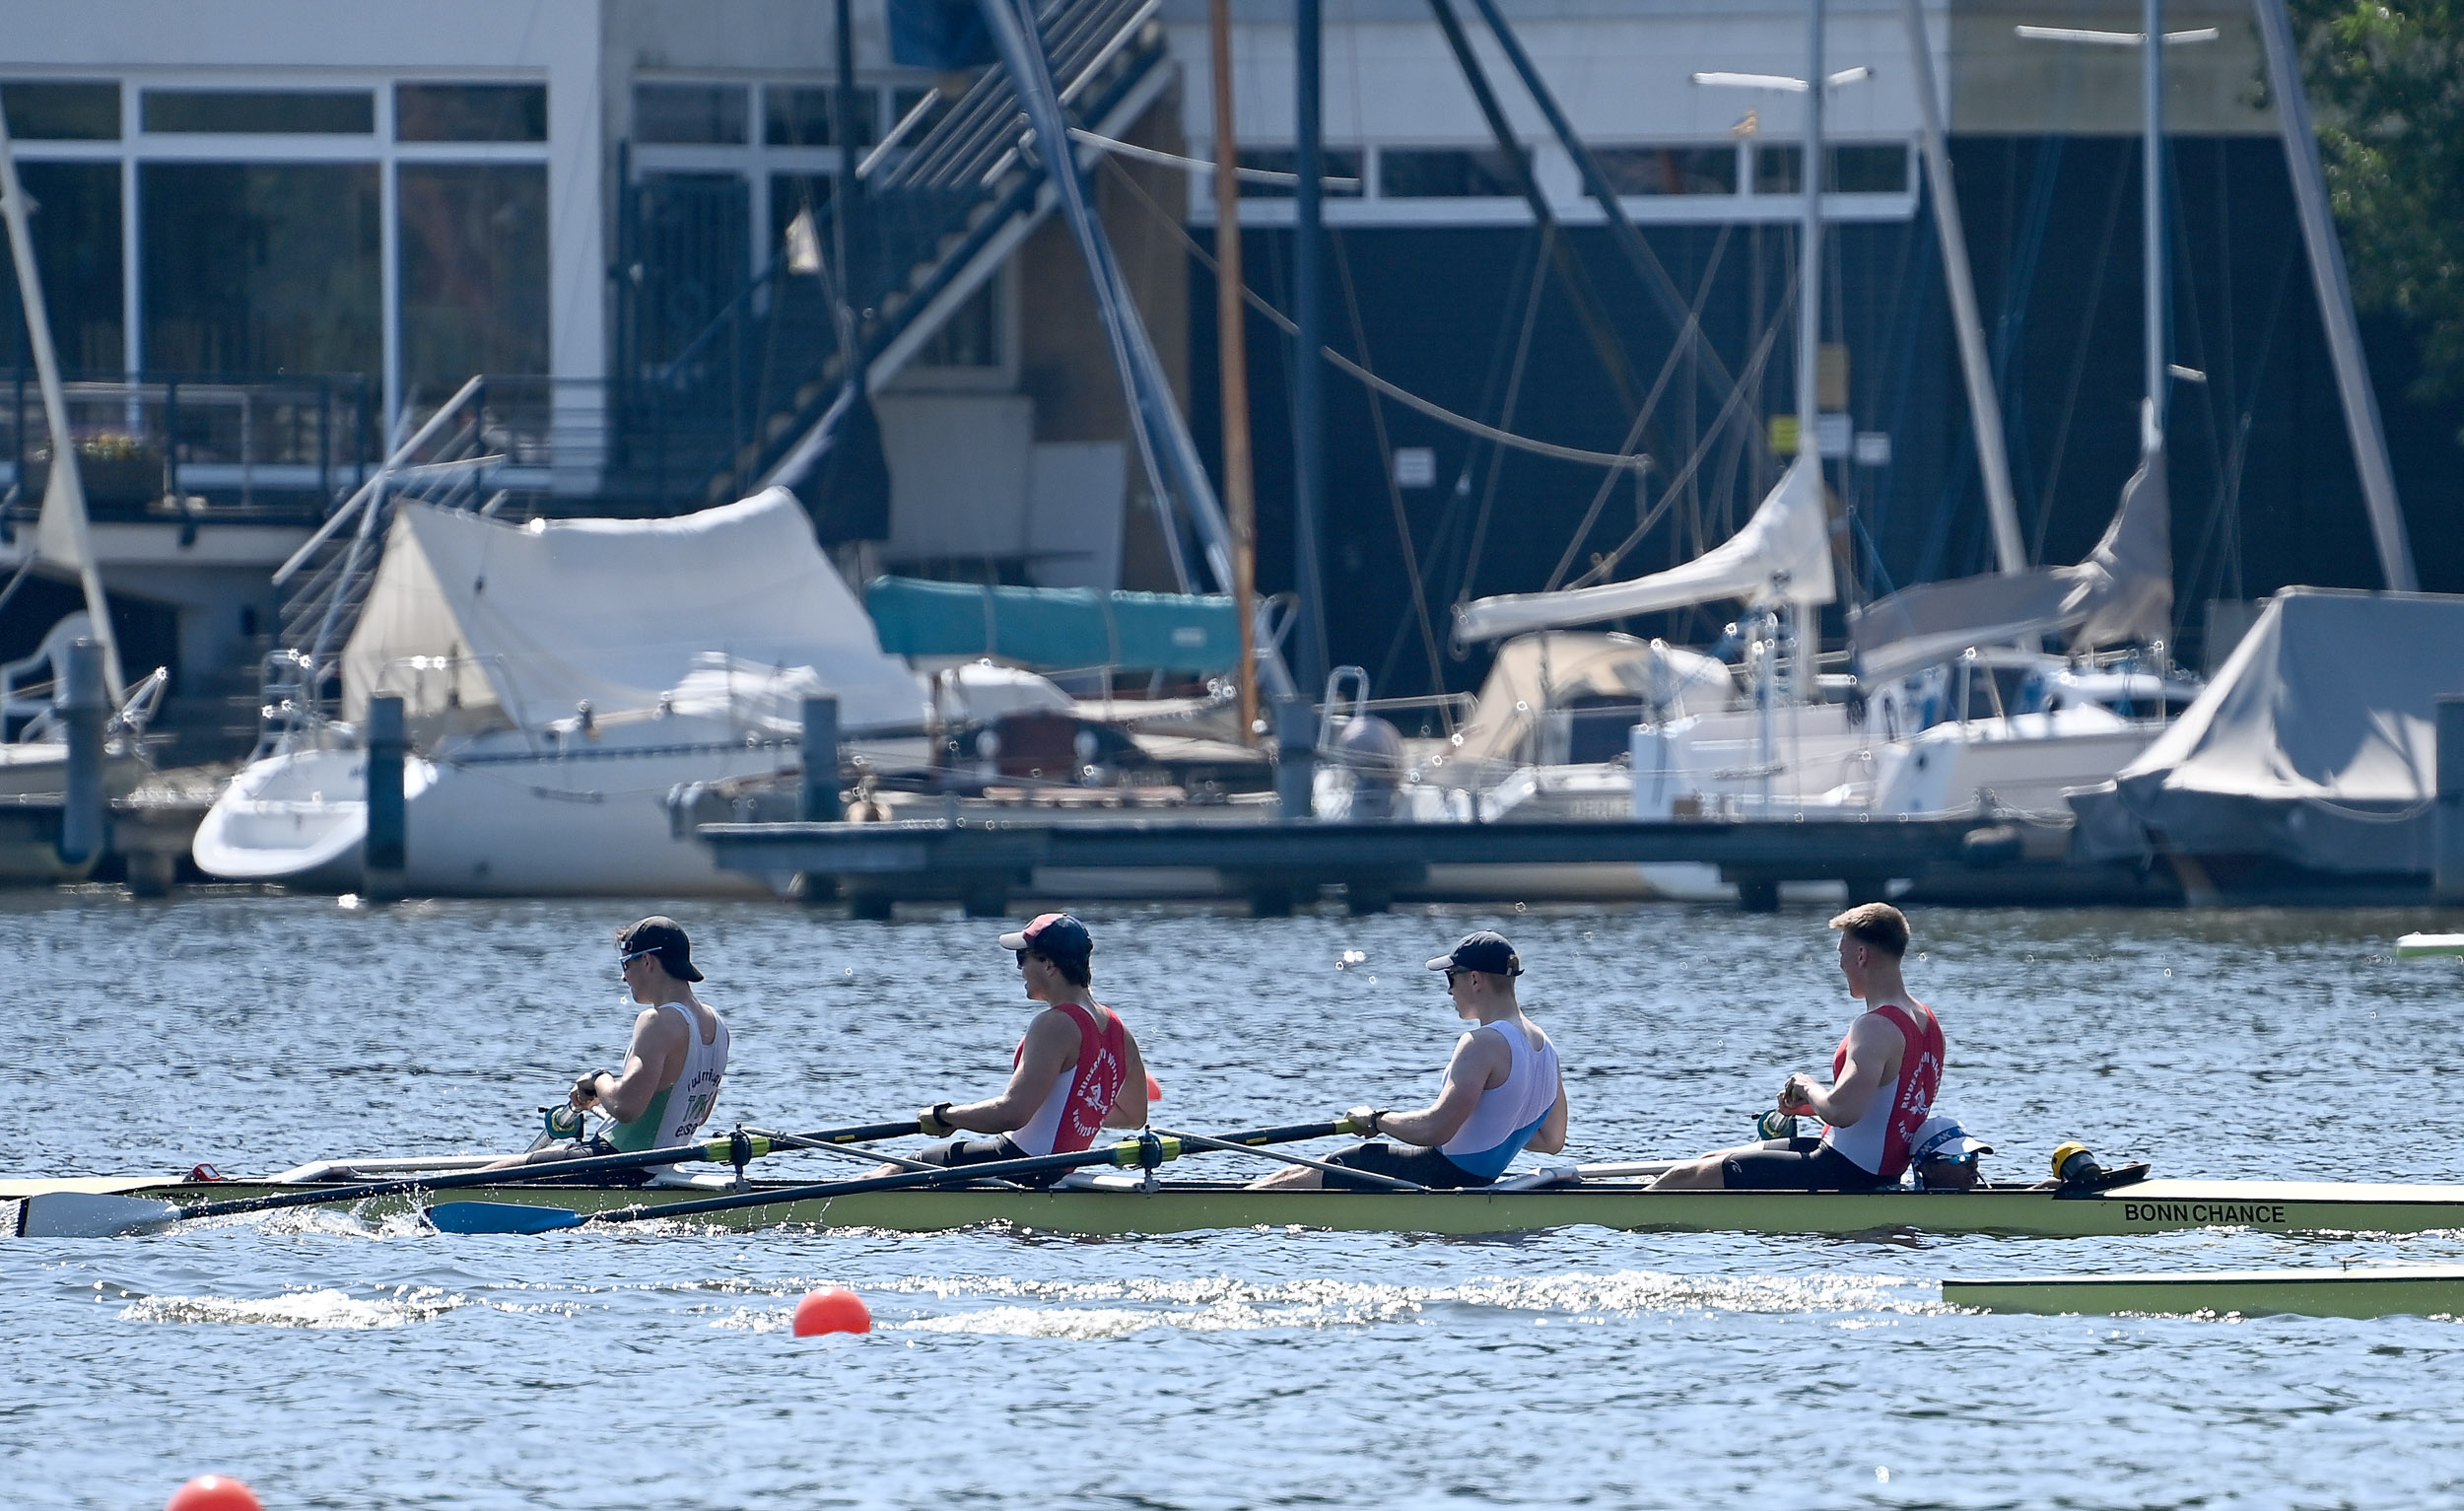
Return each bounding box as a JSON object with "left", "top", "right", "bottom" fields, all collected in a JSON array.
[{"left": 1828, "top": 902, "right": 1910, "bottom": 957}]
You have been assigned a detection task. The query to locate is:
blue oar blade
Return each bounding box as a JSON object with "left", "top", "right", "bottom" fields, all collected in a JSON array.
[{"left": 425, "top": 1201, "right": 586, "bottom": 1235}]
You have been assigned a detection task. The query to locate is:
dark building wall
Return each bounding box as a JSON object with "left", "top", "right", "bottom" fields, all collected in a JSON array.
[{"left": 1190, "top": 133, "right": 2462, "bottom": 699}]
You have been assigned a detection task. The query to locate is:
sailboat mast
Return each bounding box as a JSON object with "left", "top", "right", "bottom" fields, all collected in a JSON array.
[
  {"left": 2143, "top": 0, "right": 2166, "bottom": 434},
  {"left": 0, "top": 101, "right": 126, "bottom": 703},
  {"left": 1209, "top": 0, "right": 1261, "bottom": 737},
  {"left": 1797, "top": 0, "right": 1825, "bottom": 468}
]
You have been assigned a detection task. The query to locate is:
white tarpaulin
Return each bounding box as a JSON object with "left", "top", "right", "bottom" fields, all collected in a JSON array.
[
  {"left": 1439, "top": 632, "right": 1737, "bottom": 770},
  {"left": 1453, "top": 458, "right": 1835, "bottom": 644},
  {"left": 2069, "top": 587, "right": 2464, "bottom": 873},
  {"left": 340, "top": 487, "right": 926, "bottom": 732},
  {"left": 1852, "top": 435, "right": 2172, "bottom": 682}
]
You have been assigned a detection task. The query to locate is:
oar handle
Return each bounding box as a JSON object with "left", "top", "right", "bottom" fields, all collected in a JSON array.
[
  {"left": 751, "top": 1120, "right": 926, "bottom": 1148},
  {"left": 1203, "top": 1120, "right": 1359, "bottom": 1146}
]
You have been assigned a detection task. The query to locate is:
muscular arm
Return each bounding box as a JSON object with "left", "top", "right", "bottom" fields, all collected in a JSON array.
[
  {"left": 1525, "top": 1066, "right": 1570, "bottom": 1156},
  {"left": 1363, "top": 1031, "right": 1509, "bottom": 1149},
  {"left": 1783, "top": 1012, "right": 1901, "bottom": 1129},
  {"left": 942, "top": 1010, "right": 1077, "bottom": 1134},
  {"left": 578, "top": 1007, "right": 684, "bottom": 1124},
  {"left": 1102, "top": 1021, "right": 1149, "bottom": 1129}
]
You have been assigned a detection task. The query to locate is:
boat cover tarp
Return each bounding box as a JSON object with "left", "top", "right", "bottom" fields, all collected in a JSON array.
[
  {"left": 1851, "top": 434, "right": 2172, "bottom": 681},
  {"left": 1441, "top": 632, "right": 1736, "bottom": 770},
  {"left": 2068, "top": 587, "right": 2464, "bottom": 872},
  {"left": 864, "top": 576, "right": 1240, "bottom": 673},
  {"left": 341, "top": 487, "right": 926, "bottom": 732},
  {"left": 1452, "top": 457, "right": 1835, "bottom": 643}
]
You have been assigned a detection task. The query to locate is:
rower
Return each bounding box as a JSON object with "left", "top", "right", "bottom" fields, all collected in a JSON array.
[
  {"left": 1253, "top": 930, "right": 1567, "bottom": 1191},
  {"left": 486, "top": 916, "right": 729, "bottom": 1170},
  {"left": 886, "top": 913, "right": 1150, "bottom": 1189},
  {"left": 1649, "top": 903, "right": 1942, "bottom": 1192}
]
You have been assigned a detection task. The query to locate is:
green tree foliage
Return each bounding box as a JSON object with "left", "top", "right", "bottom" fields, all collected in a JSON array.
[{"left": 2288, "top": 0, "right": 2464, "bottom": 409}]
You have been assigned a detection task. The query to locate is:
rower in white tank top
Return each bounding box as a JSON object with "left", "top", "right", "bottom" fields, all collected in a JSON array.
[
  {"left": 1439, "top": 1019, "right": 1561, "bottom": 1181},
  {"left": 605, "top": 1001, "right": 729, "bottom": 1152}
]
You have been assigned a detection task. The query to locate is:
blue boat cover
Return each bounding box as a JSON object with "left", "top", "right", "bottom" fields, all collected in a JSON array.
[{"left": 864, "top": 576, "right": 1240, "bottom": 674}]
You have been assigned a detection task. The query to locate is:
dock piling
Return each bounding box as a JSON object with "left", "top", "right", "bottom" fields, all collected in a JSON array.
[
  {"left": 365, "top": 694, "right": 406, "bottom": 901},
  {"left": 2437, "top": 695, "right": 2464, "bottom": 906},
  {"left": 1273, "top": 695, "right": 1314, "bottom": 821},
  {"left": 801, "top": 697, "right": 841, "bottom": 822},
  {"left": 56, "top": 639, "right": 105, "bottom": 868}
]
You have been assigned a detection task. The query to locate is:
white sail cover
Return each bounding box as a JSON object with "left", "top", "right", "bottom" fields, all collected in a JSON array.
[
  {"left": 1453, "top": 458, "right": 1835, "bottom": 644},
  {"left": 1851, "top": 434, "right": 2172, "bottom": 682},
  {"left": 2069, "top": 587, "right": 2464, "bottom": 873},
  {"left": 340, "top": 487, "right": 927, "bottom": 731}
]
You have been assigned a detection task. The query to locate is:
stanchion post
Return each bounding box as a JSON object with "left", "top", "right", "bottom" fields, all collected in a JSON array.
[
  {"left": 2435, "top": 695, "right": 2464, "bottom": 905},
  {"left": 56, "top": 639, "right": 106, "bottom": 868},
  {"left": 801, "top": 696, "right": 842, "bottom": 822},
  {"left": 1272, "top": 694, "right": 1315, "bottom": 822},
  {"left": 366, "top": 694, "right": 406, "bottom": 900}
]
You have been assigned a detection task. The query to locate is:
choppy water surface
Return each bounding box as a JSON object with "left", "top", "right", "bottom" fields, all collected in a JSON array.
[{"left": 6, "top": 891, "right": 2464, "bottom": 1510}]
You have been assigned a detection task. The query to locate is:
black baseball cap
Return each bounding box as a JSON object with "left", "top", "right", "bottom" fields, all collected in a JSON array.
[
  {"left": 617, "top": 916, "right": 703, "bottom": 982},
  {"left": 997, "top": 912, "right": 1092, "bottom": 971},
  {"left": 1426, "top": 930, "right": 1521, "bottom": 977}
]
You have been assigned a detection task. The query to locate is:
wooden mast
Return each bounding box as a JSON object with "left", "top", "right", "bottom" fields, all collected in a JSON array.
[{"left": 1208, "top": 0, "right": 1260, "bottom": 740}]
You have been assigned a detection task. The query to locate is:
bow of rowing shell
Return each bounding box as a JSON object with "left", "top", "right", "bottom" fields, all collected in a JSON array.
[{"left": 12, "top": 1176, "right": 2464, "bottom": 1239}]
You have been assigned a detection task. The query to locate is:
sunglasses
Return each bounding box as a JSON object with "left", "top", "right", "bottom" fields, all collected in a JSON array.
[
  {"left": 618, "top": 947, "right": 658, "bottom": 970},
  {"left": 1443, "top": 967, "right": 1467, "bottom": 986}
]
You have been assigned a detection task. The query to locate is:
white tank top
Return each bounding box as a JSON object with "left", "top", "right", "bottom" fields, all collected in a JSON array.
[
  {"left": 607, "top": 1001, "right": 729, "bottom": 1153},
  {"left": 1439, "top": 1019, "right": 1560, "bottom": 1181}
]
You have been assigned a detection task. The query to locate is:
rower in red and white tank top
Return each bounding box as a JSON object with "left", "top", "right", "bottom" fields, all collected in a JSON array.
[
  {"left": 1819, "top": 1000, "right": 1945, "bottom": 1181},
  {"left": 1007, "top": 999, "right": 1129, "bottom": 1156}
]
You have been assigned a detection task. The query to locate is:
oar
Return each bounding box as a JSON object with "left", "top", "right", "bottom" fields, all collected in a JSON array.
[
  {"left": 1152, "top": 1124, "right": 1427, "bottom": 1191},
  {"left": 16, "top": 1118, "right": 924, "bottom": 1239},
  {"left": 426, "top": 1119, "right": 1365, "bottom": 1236}
]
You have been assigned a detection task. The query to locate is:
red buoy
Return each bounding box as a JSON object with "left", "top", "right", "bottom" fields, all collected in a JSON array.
[
  {"left": 1146, "top": 1071, "right": 1164, "bottom": 1102},
  {"left": 167, "top": 1477, "right": 263, "bottom": 1511},
  {"left": 792, "top": 1287, "right": 872, "bottom": 1336}
]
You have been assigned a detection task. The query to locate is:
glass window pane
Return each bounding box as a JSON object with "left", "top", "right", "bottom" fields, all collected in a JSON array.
[
  {"left": 1233, "top": 147, "right": 1365, "bottom": 200},
  {"left": 396, "top": 83, "right": 547, "bottom": 143},
  {"left": 143, "top": 89, "right": 373, "bottom": 134},
  {"left": 398, "top": 165, "right": 549, "bottom": 391},
  {"left": 1829, "top": 143, "right": 1908, "bottom": 193},
  {"left": 1597, "top": 146, "right": 1738, "bottom": 196},
  {"left": 1754, "top": 143, "right": 1802, "bottom": 195},
  {"left": 765, "top": 86, "right": 879, "bottom": 147},
  {"left": 627, "top": 173, "right": 750, "bottom": 367},
  {"left": 0, "top": 162, "right": 123, "bottom": 373},
  {"left": 633, "top": 83, "right": 747, "bottom": 145},
  {"left": 915, "top": 279, "right": 998, "bottom": 369},
  {"left": 1378, "top": 147, "right": 1526, "bottom": 199},
  {"left": 1, "top": 80, "right": 120, "bottom": 141},
  {"left": 140, "top": 163, "right": 380, "bottom": 378}
]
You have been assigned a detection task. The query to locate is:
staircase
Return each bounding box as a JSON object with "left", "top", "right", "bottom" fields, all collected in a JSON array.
[{"left": 610, "top": 0, "right": 1173, "bottom": 509}]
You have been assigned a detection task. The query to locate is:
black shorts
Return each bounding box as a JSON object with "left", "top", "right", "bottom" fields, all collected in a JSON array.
[
  {"left": 1319, "top": 1140, "right": 1485, "bottom": 1192},
  {"left": 1719, "top": 1136, "right": 1890, "bottom": 1192},
  {"left": 911, "top": 1134, "right": 1067, "bottom": 1189}
]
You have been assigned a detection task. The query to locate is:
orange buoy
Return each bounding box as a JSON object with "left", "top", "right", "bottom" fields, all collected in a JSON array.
[
  {"left": 167, "top": 1477, "right": 263, "bottom": 1511},
  {"left": 792, "top": 1287, "right": 872, "bottom": 1337},
  {"left": 1146, "top": 1071, "right": 1164, "bottom": 1102}
]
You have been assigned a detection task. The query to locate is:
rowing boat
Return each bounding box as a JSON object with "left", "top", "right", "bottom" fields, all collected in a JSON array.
[
  {"left": 14, "top": 1171, "right": 2464, "bottom": 1239},
  {"left": 1945, "top": 1266, "right": 2464, "bottom": 1319}
]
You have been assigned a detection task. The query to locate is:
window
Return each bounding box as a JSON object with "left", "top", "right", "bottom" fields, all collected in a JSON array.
[
  {"left": 1597, "top": 146, "right": 1737, "bottom": 196},
  {"left": 1233, "top": 147, "right": 1365, "bottom": 199},
  {"left": 633, "top": 83, "right": 747, "bottom": 145},
  {"left": 141, "top": 163, "right": 380, "bottom": 376},
  {"left": 1755, "top": 142, "right": 1909, "bottom": 195},
  {"left": 143, "top": 89, "right": 373, "bottom": 134},
  {"left": 914, "top": 280, "right": 998, "bottom": 369},
  {"left": 0, "top": 80, "right": 119, "bottom": 141},
  {"left": 765, "top": 86, "right": 878, "bottom": 148},
  {"left": 396, "top": 83, "right": 547, "bottom": 143},
  {"left": 1379, "top": 147, "right": 1527, "bottom": 198},
  {"left": 1829, "top": 143, "right": 1908, "bottom": 193},
  {"left": 398, "top": 164, "right": 549, "bottom": 391},
  {"left": 0, "top": 162, "right": 122, "bottom": 372}
]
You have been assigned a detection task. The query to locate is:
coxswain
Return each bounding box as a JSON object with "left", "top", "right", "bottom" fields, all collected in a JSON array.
[
  {"left": 885, "top": 913, "right": 1149, "bottom": 1188},
  {"left": 1650, "top": 902, "right": 1942, "bottom": 1192},
  {"left": 487, "top": 916, "right": 729, "bottom": 1170},
  {"left": 1253, "top": 930, "right": 1567, "bottom": 1191}
]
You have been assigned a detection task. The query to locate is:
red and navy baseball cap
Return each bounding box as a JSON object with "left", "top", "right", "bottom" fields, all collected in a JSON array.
[
  {"left": 1425, "top": 929, "right": 1521, "bottom": 977},
  {"left": 997, "top": 912, "right": 1092, "bottom": 971}
]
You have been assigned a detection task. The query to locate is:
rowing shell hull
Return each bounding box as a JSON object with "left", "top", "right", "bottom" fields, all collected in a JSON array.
[
  {"left": 13, "top": 1176, "right": 2464, "bottom": 1239},
  {"left": 1945, "top": 1266, "right": 2464, "bottom": 1319}
]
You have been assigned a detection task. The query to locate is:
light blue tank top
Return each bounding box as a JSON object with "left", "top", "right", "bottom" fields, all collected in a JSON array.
[{"left": 1439, "top": 1019, "right": 1559, "bottom": 1181}]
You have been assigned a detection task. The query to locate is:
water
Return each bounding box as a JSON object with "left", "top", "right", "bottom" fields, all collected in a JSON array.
[{"left": 7, "top": 891, "right": 2464, "bottom": 1510}]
